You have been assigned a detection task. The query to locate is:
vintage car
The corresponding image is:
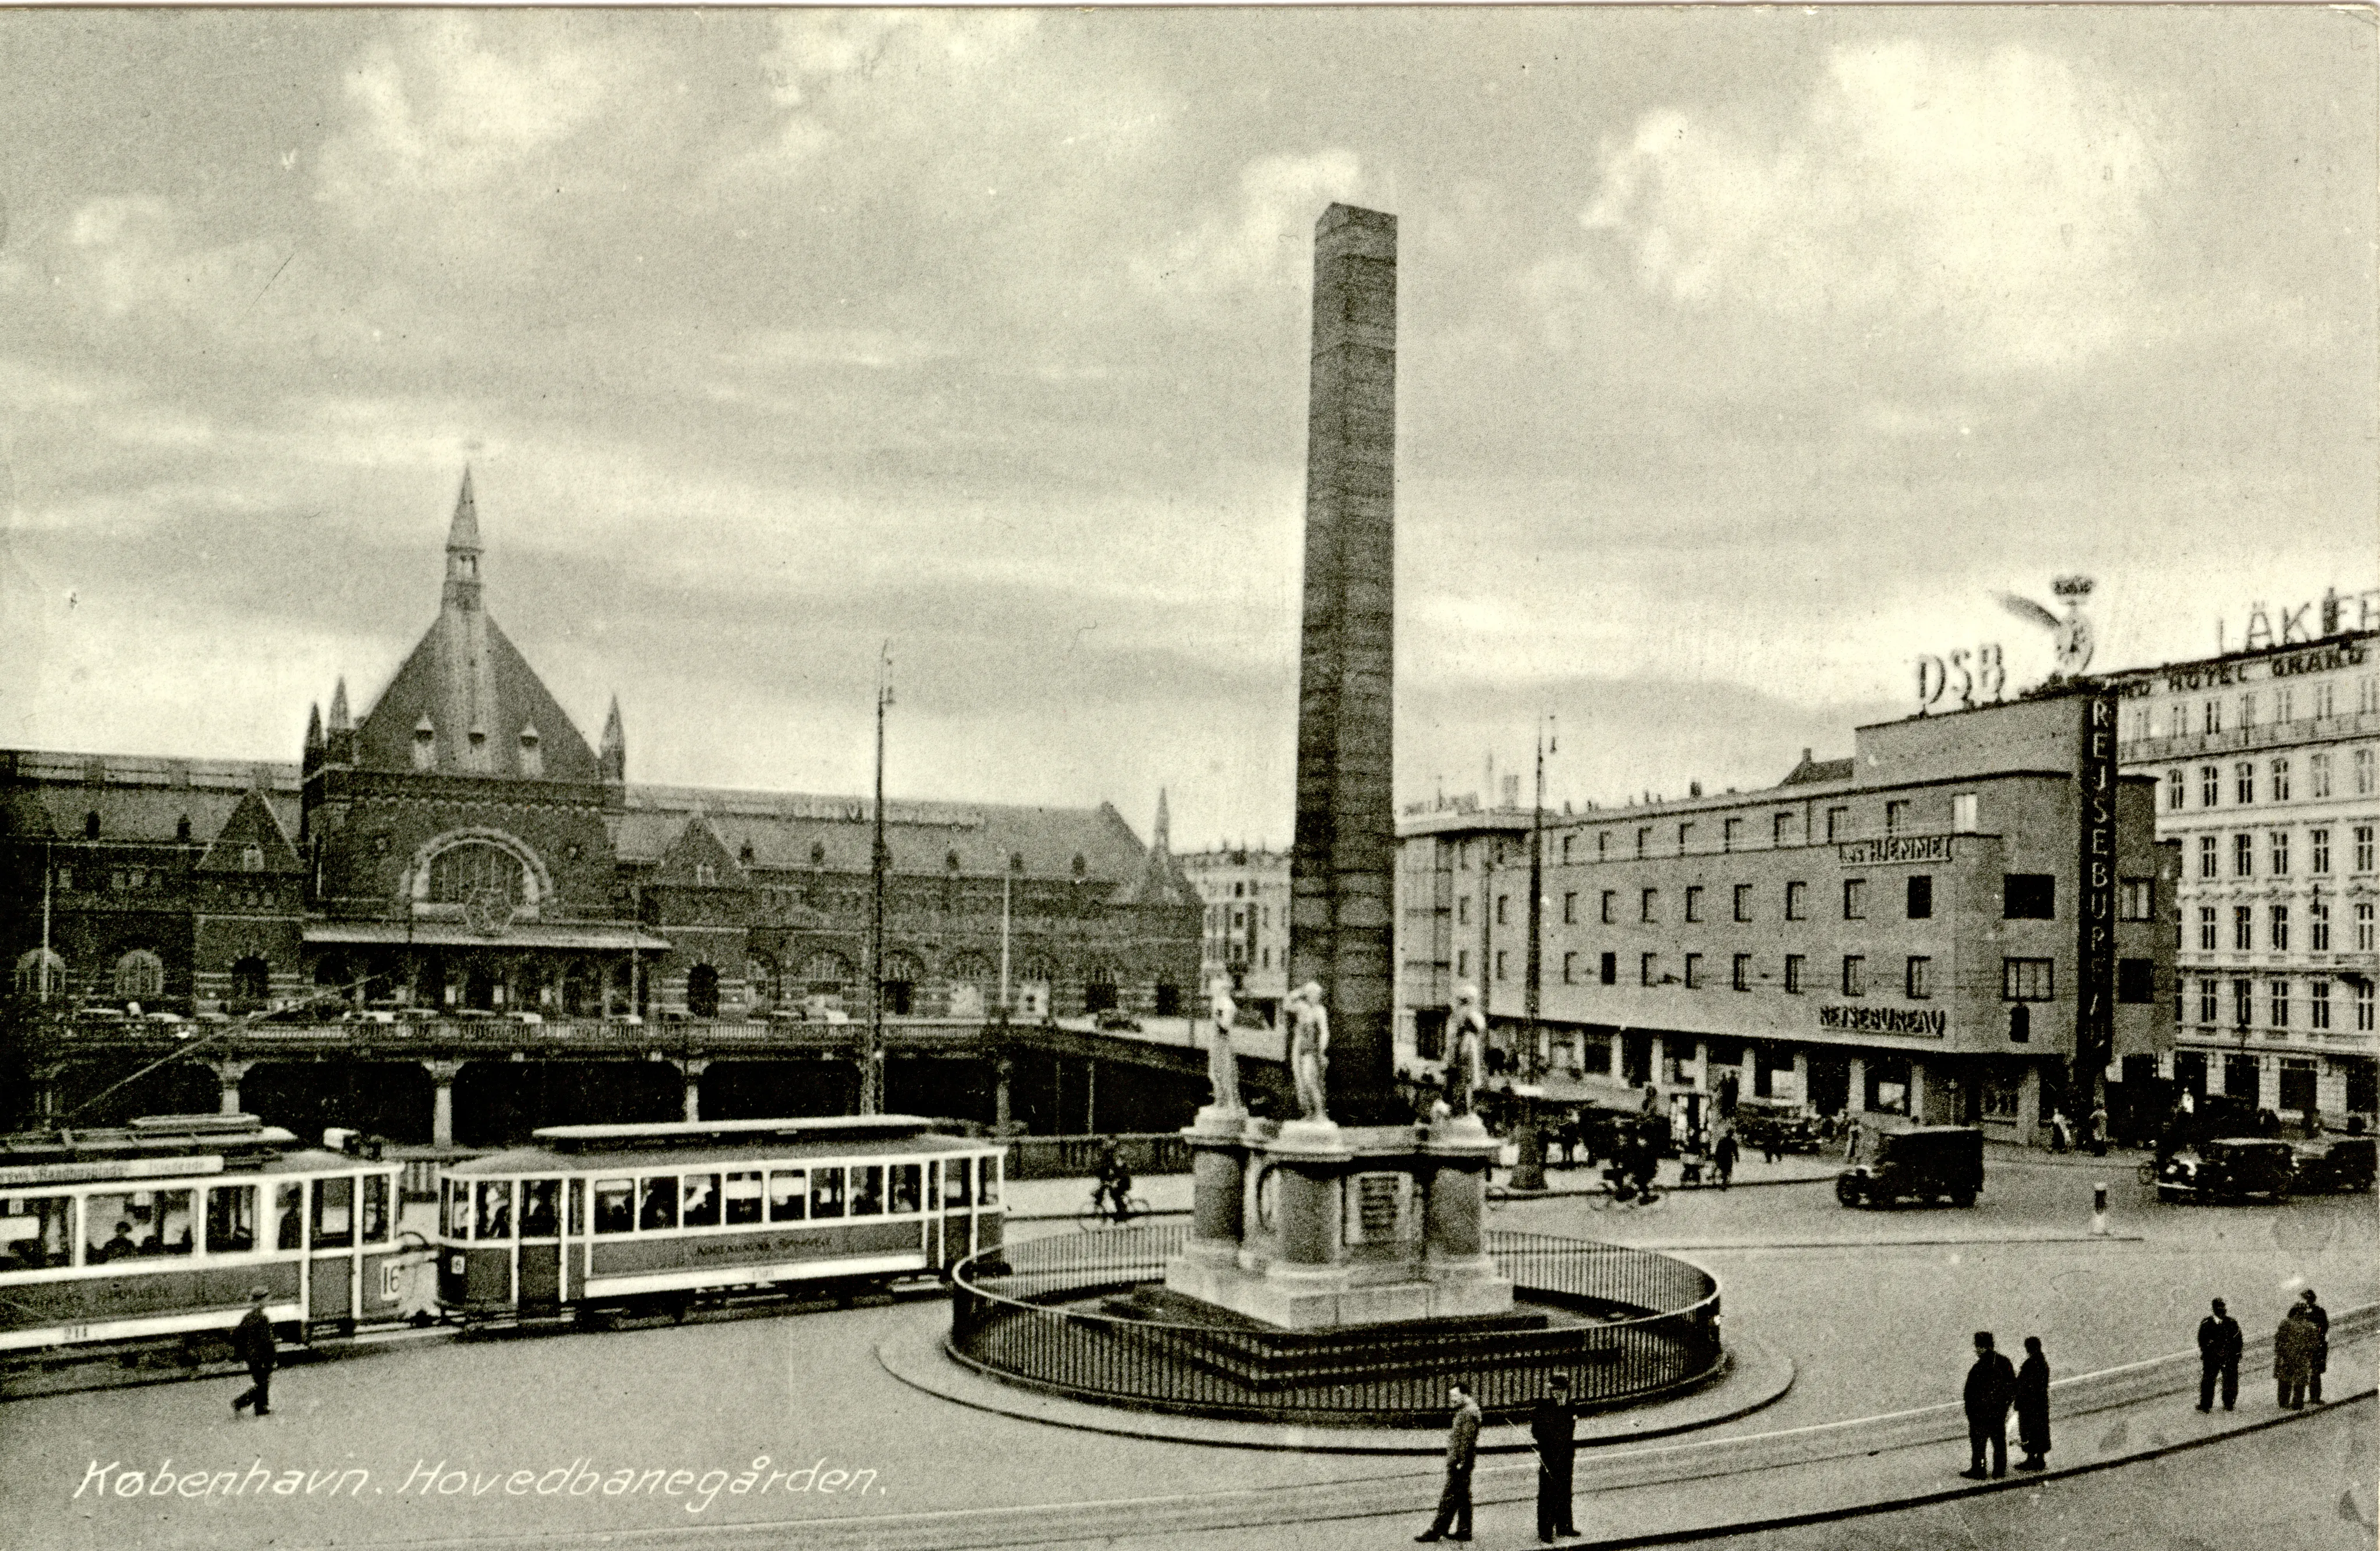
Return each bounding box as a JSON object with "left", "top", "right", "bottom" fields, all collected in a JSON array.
[
  {"left": 1836, "top": 1125, "right": 1985, "bottom": 1208},
  {"left": 2288, "top": 1135, "right": 2377, "bottom": 1195},
  {"left": 1733, "top": 1097, "right": 1823, "bottom": 1156},
  {"left": 2156, "top": 1138, "right": 2296, "bottom": 1203}
]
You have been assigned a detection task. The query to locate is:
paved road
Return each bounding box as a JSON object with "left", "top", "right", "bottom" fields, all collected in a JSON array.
[{"left": 6, "top": 1159, "right": 2370, "bottom": 1551}]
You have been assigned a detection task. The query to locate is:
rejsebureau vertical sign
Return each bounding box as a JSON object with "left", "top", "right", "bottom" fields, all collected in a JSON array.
[{"left": 2074, "top": 688, "right": 2119, "bottom": 1089}]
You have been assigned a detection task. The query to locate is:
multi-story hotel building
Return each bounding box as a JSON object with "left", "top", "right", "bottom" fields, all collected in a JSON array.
[
  {"left": 1398, "top": 692, "right": 2177, "bottom": 1146},
  {"left": 1181, "top": 845, "right": 1291, "bottom": 1020},
  {"left": 2105, "top": 612, "right": 2379, "bottom": 1122}
]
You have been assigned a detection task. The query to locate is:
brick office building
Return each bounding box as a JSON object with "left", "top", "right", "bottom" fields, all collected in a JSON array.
[
  {"left": 1397, "top": 692, "right": 2177, "bottom": 1147},
  {"left": 1182, "top": 844, "right": 1291, "bottom": 1021}
]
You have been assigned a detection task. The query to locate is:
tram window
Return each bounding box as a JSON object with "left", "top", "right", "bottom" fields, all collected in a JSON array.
[
  {"left": 724, "top": 1172, "right": 764, "bottom": 1226},
  {"left": 207, "top": 1186, "right": 257, "bottom": 1254},
  {"left": 890, "top": 1164, "right": 920, "bottom": 1214},
  {"left": 850, "top": 1166, "right": 884, "bottom": 1217},
  {"left": 948, "top": 1158, "right": 971, "bottom": 1207},
  {"left": 681, "top": 1174, "right": 721, "bottom": 1228},
  {"left": 1, "top": 1194, "right": 73, "bottom": 1269},
  {"left": 85, "top": 1192, "right": 143, "bottom": 1261},
  {"left": 809, "top": 1167, "right": 845, "bottom": 1220},
  {"left": 768, "top": 1171, "right": 807, "bottom": 1222},
  {"left": 926, "top": 1162, "right": 940, "bottom": 1209},
  {"left": 442, "top": 1178, "right": 472, "bottom": 1240},
  {"left": 362, "top": 1175, "right": 390, "bottom": 1244},
  {"left": 476, "top": 1181, "right": 513, "bottom": 1241},
  {"left": 520, "top": 1180, "right": 559, "bottom": 1239},
  {"left": 638, "top": 1176, "right": 678, "bottom": 1232},
  {"left": 275, "top": 1182, "right": 304, "bottom": 1250},
  {"left": 313, "top": 1177, "right": 355, "bottom": 1249},
  {"left": 978, "top": 1156, "right": 1001, "bottom": 1206},
  {"left": 568, "top": 1179, "right": 586, "bottom": 1236},
  {"left": 592, "top": 1180, "right": 633, "bottom": 1234}
]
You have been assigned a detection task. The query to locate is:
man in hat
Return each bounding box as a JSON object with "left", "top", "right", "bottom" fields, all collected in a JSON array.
[
  {"left": 1531, "top": 1372, "right": 1582, "bottom": 1541},
  {"left": 231, "top": 1288, "right": 276, "bottom": 1417},
  {"left": 1415, "top": 1379, "right": 1482, "bottom": 1542},
  {"left": 2196, "top": 1297, "right": 2241, "bottom": 1412}
]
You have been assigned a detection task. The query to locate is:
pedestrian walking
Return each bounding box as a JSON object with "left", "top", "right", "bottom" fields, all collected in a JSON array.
[
  {"left": 2087, "top": 1103, "right": 2109, "bottom": 1157},
  {"left": 2013, "top": 1337, "right": 2050, "bottom": 1471},
  {"left": 1531, "top": 1373, "right": 1580, "bottom": 1542},
  {"left": 1415, "top": 1380, "right": 1481, "bottom": 1542},
  {"left": 2274, "top": 1304, "right": 2319, "bottom": 1410},
  {"left": 2298, "top": 1290, "right": 2329, "bottom": 1404},
  {"left": 230, "top": 1288, "right": 275, "bottom": 1418},
  {"left": 2196, "top": 1298, "right": 2241, "bottom": 1412},
  {"left": 2049, "top": 1110, "right": 2070, "bottom": 1153},
  {"left": 1960, "top": 1331, "right": 2016, "bottom": 1479},
  {"left": 1712, "top": 1129, "right": 1739, "bottom": 1188}
]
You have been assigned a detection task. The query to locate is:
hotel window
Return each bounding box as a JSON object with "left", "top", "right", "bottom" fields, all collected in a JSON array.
[
  {"left": 1826, "top": 806, "right": 1849, "bottom": 843},
  {"left": 2358, "top": 902, "right": 2375, "bottom": 952},
  {"left": 2002, "top": 874, "right": 2055, "bottom": 919},
  {"left": 2198, "top": 836, "right": 2218, "bottom": 879},
  {"left": 2234, "top": 761, "right": 2254, "bottom": 805},
  {"left": 1774, "top": 812, "right": 1799, "bottom": 846},
  {"left": 1600, "top": 890, "right": 1617, "bottom": 924},
  {"left": 2198, "top": 905, "right": 2218, "bottom": 952},
  {"left": 1456, "top": 950, "right": 1468, "bottom": 979},
  {"left": 1785, "top": 880, "right": 1808, "bottom": 919},
  {"left": 2232, "top": 978, "right": 2252, "bottom": 1029},
  {"left": 2200, "top": 766, "right": 2219, "bottom": 808},
  {"left": 1562, "top": 891, "right": 1577, "bottom": 925},
  {"left": 1685, "top": 886, "right": 1703, "bottom": 923},
  {"left": 2312, "top": 829, "right": 2331, "bottom": 874},
  {"left": 2234, "top": 906, "right": 2252, "bottom": 951},
  {"left": 2360, "top": 826, "right": 2376, "bottom": 873},
  {"left": 2276, "top": 688, "right": 2296, "bottom": 723},
  {"left": 1885, "top": 800, "right": 1911, "bottom": 836},
  {"left": 1900, "top": 874, "right": 1929, "bottom": 920},
  {"left": 2312, "top": 897, "right": 2331, "bottom": 951},
  {"left": 1684, "top": 953, "right": 1704, "bottom": 990},
  {"left": 2239, "top": 692, "right": 2258, "bottom": 728},
  {"left": 2166, "top": 769, "right": 2184, "bottom": 810},
  {"left": 1843, "top": 878, "right": 1868, "bottom": 920},
  {"left": 2119, "top": 878, "right": 2154, "bottom": 921},
  {"left": 2170, "top": 702, "right": 2191, "bottom": 738},
  {"left": 2198, "top": 977, "right": 2219, "bottom": 1025},
  {"left": 2360, "top": 982, "right": 2375, "bottom": 1033},
  {"left": 2002, "top": 958, "right": 2054, "bottom": 1001},
  {"left": 1599, "top": 951, "right": 1617, "bottom": 985},
  {"left": 2365, "top": 677, "right": 2380, "bottom": 714},
  {"left": 1723, "top": 817, "right": 1742, "bottom": 852},
  {"left": 2204, "top": 699, "right": 2223, "bottom": 734},
  {"left": 1562, "top": 951, "right": 1577, "bottom": 985},
  {"left": 2271, "top": 832, "right": 2290, "bottom": 876},
  {"left": 1905, "top": 956, "right": 1932, "bottom": 999},
  {"left": 2233, "top": 834, "right": 2254, "bottom": 878},
  {"left": 2311, "top": 980, "right": 2332, "bottom": 1031},
  {"left": 1733, "top": 953, "right": 1752, "bottom": 991},
  {"left": 2310, "top": 752, "right": 2333, "bottom": 799},
  {"left": 1495, "top": 950, "right": 1508, "bottom": 982},
  {"left": 1561, "top": 835, "right": 1574, "bottom": 864},
  {"left": 1734, "top": 883, "right": 1754, "bottom": 922},
  {"left": 1841, "top": 955, "right": 1865, "bottom": 996},
  {"left": 1640, "top": 953, "right": 1659, "bottom": 987},
  {"left": 1636, "top": 827, "right": 1651, "bottom": 858},
  {"left": 2269, "top": 905, "right": 2290, "bottom": 951},
  {"left": 1641, "top": 888, "right": 1658, "bottom": 922},
  {"left": 1457, "top": 897, "right": 1469, "bottom": 925},
  {"left": 2269, "top": 980, "right": 2290, "bottom": 1028},
  {"left": 1496, "top": 894, "right": 1508, "bottom": 926},
  {"left": 2270, "top": 758, "right": 2292, "bottom": 802},
  {"left": 2360, "top": 749, "right": 2377, "bottom": 796},
  {"left": 1784, "top": 954, "right": 1806, "bottom": 994},
  {"left": 1598, "top": 832, "right": 1610, "bottom": 859},
  {"left": 1678, "top": 823, "right": 1694, "bottom": 854}
]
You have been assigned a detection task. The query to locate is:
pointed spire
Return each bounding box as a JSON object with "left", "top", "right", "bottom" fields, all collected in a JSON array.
[
  {"left": 599, "top": 694, "right": 625, "bottom": 784},
  {"left": 304, "top": 702, "right": 324, "bottom": 752},
  {"left": 442, "top": 468, "right": 484, "bottom": 612},
  {"left": 327, "top": 677, "right": 350, "bottom": 732},
  {"left": 447, "top": 466, "right": 481, "bottom": 554},
  {"left": 1152, "top": 787, "right": 1171, "bottom": 855}
]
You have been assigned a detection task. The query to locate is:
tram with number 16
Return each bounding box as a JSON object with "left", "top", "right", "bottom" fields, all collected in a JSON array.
[{"left": 435, "top": 1116, "right": 1004, "bottom": 1325}]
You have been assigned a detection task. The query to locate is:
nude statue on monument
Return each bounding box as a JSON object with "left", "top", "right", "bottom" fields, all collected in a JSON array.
[
  {"left": 1206, "top": 974, "right": 1242, "bottom": 1112},
  {"left": 1287, "top": 980, "right": 1330, "bottom": 1122},
  {"left": 1446, "top": 983, "right": 1487, "bottom": 1119}
]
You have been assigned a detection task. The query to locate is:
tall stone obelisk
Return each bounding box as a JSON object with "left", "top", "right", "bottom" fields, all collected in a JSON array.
[{"left": 1290, "top": 204, "right": 1398, "bottom": 1124}]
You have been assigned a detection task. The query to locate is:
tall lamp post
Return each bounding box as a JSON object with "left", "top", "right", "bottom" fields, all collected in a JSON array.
[
  {"left": 863, "top": 645, "right": 892, "bottom": 1116},
  {"left": 1509, "top": 716, "right": 1556, "bottom": 1191}
]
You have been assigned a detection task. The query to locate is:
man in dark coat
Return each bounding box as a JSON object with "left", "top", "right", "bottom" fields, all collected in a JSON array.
[
  {"left": 2196, "top": 1298, "right": 2242, "bottom": 1411},
  {"left": 231, "top": 1288, "right": 275, "bottom": 1417},
  {"left": 2013, "top": 1336, "right": 2051, "bottom": 1471},
  {"left": 1531, "top": 1373, "right": 1580, "bottom": 1542},
  {"left": 1415, "top": 1380, "right": 1481, "bottom": 1542},
  {"left": 1960, "top": 1331, "right": 2017, "bottom": 1479},
  {"left": 2299, "top": 1290, "right": 2329, "bottom": 1403},
  {"left": 2275, "top": 1305, "right": 2319, "bottom": 1409}
]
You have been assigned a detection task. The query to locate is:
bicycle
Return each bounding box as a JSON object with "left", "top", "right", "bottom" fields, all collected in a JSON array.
[
  {"left": 1078, "top": 1189, "right": 1152, "bottom": 1227},
  {"left": 1586, "top": 1167, "right": 1665, "bottom": 1212}
]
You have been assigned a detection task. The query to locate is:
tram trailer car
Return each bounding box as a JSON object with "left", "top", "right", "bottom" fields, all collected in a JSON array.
[
  {"left": 0, "top": 1114, "right": 408, "bottom": 1364},
  {"left": 437, "top": 1117, "right": 1005, "bottom": 1324}
]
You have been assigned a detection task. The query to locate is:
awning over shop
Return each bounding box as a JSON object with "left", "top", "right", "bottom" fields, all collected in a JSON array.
[{"left": 303, "top": 922, "right": 672, "bottom": 952}]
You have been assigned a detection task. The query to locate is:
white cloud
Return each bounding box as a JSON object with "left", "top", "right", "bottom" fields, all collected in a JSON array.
[
  {"left": 1581, "top": 41, "right": 2163, "bottom": 374},
  {"left": 1135, "top": 150, "right": 1365, "bottom": 296}
]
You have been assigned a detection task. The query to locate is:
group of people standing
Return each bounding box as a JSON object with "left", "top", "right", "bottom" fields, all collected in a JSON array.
[
  {"left": 1414, "top": 1375, "right": 1586, "bottom": 1545},
  {"left": 1960, "top": 1332, "right": 2053, "bottom": 1478},
  {"left": 2194, "top": 1290, "right": 2329, "bottom": 1413}
]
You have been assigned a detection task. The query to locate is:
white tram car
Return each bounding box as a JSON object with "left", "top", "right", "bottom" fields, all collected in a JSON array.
[
  {"left": 0, "top": 1113, "right": 409, "bottom": 1359},
  {"left": 436, "top": 1116, "right": 1005, "bottom": 1323}
]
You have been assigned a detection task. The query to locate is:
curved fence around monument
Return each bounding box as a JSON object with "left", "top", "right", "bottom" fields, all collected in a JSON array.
[{"left": 946, "top": 1225, "right": 1723, "bottom": 1426}]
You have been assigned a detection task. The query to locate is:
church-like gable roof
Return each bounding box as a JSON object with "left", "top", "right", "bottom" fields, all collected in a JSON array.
[
  {"left": 196, "top": 786, "right": 303, "bottom": 874},
  {"left": 355, "top": 615, "right": 600, "bottom": 780}
]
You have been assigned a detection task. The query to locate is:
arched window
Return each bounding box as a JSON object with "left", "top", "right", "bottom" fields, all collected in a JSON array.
[
  {"left": 1082, "top": 962, "right": 1120, "bottom": 1014},
  {"left": 176, "top": 814, "right": 192, "bottom": 843},
  {"left": 428, "top": 842, "right": 532, "bottom": 906},
  {"left": 114, "top": 949, "right": 166, "bottom": 1001},
  {"left": 880, "top": 950, "right": 923, "bottom": 1017},
  {"left": 801, "top": 950, "right": 852, "bottom": 995},
  {"left": 686, "top": 965, "right": 720, "bottom": 1018},
  {"left": 14, "top": 948, "right": 66, "bottom": 1001},
  {"left": 230, "top": 957, "right": 270, "bottom": 1005},
  {"left": 517, "top": 724, "right": 543, "bottom": 779}
]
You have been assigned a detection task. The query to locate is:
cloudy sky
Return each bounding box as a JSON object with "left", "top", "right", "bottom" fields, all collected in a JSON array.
[{"left": 1, "top": 8, "right": 2372, "bottom": 848}]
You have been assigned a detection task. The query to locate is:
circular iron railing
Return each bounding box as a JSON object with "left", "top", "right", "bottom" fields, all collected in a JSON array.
[{"left": 948, "top": 1224, "right": 1722, "bottom": 1426}]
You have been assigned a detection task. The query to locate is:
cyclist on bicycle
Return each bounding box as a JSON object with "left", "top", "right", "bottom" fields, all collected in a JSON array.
[{"left": 1095, "top": 1142, "right": 1136, "bottom": 1223}]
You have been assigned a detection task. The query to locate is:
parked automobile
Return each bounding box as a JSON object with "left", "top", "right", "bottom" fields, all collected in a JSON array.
[
  {"left": 1836, "top": 1124, "right": 1985, "bottom": 1208},
  {"left": 2156, "top": 1138, "right": 2296, "bottom": 1203},
  {"left": 762, "top": 1007, "right": 812, "bottom": 1024},
  {"left": 341, "top": 1008, "right": 399, "bottom": 1024},
  {"left": 502, "top": 1010, "right": 544, "bottom": 1025},
  {"left": 2287, "top": 1135, "right": 2376, "bottom": 1195},
  {"left": 1733, "top": 1096, "right": 1822, "bottom": 1156},
  {"left": 398, "top": 1007, "right": 442, "bottom": 1023},
  {"left": 1096, "top": 1009, "right": 1143, "bottom": 1033}
]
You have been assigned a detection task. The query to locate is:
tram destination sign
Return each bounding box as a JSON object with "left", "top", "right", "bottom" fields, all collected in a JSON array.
[
  {"left": 1837, "top": 836, "right": 1954, "bottom": 867},
  {"left": 1818, "top": 1005, "right": 1947, "bottom": 1037}
]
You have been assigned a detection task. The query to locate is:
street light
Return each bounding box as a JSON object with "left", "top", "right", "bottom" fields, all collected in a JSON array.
[
  {"left": 1510, "top": 715, "right": 1556, "bottom": 1192},
  {"left": 863, "top": 644, "right": 892, "bottom": 1116}
]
